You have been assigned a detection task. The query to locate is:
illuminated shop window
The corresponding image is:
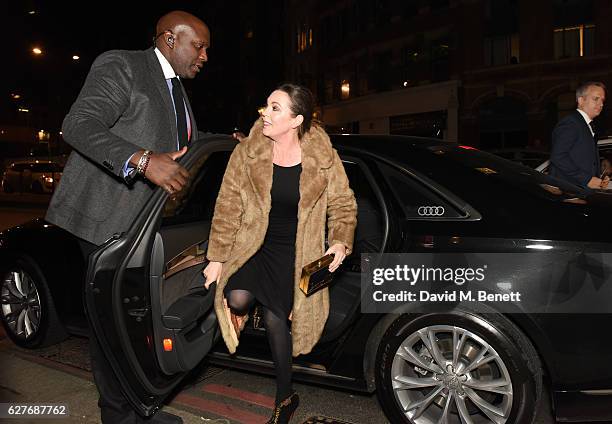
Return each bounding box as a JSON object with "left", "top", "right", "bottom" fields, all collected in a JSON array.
[
  {"left": 341, "top": 80, "right": 350, "bottom": 99},
  {"left": 554, "top": 24, "right": 594, "bottom": 59}
]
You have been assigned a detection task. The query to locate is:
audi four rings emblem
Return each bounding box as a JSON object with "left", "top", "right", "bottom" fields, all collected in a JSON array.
[{"left": 418, "top": 206, "right": 445, "bottom": 216}]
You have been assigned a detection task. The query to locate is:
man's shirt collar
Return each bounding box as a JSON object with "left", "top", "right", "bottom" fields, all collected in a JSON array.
[
  {"left": 154, "top": 47, "right": 177, "bottom": 80},
  {"left": 576, "top": 108, "right": 592, "bottom": 125}
]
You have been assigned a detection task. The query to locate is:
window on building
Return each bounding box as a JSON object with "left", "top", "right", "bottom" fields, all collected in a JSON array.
[
  {"left": 484, "top": 34, "right": 520, "bottom": 66},
  {"left": 430, "top": 36, "right": 451, "bottom": 82},
  {"left": 355, "top": 56, "right": 369, "bottom": 96},
  {"left": 341, "top": 80, "right": 350, "bottom": 100},
  {"left": 296, "top": 23, "right": 313, "bottom": 53},
  {"left": 320, "top": 16, "right": 332, "bottom": 49},
  {"left": 370, "top": 50, "right": 393, "bottom": 92},
  {"left": 554, "top": 24, "right": 594, "bottom": 59},
  {"left": 401, "top": 40, "right": 427, "bottom": 85},
  {"left": 554, "top": 0, "right": 593, "bottom": 27},
  {"left": 390, "top": 111, "right": 447, "bottom": 139}
]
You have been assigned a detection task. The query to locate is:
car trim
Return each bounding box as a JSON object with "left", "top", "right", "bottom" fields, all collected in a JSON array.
[
  {"left": 579, "top": 389, "right": 612, "bottom": 395},
  {"left": 207, "top": 352, "right": 369, "bottom": 392}
]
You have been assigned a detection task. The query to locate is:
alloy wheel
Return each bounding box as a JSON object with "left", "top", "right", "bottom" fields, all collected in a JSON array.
[
  {"left": 1, "top": 268, "right": 42, "bottom": 341},
  {"left": 391, "top": 325, "right": 513, "bottom": 424}
]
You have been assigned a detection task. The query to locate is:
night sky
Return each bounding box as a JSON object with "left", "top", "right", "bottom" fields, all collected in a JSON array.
[{"left": 2, "top": 1, "right": 249, "bottom": 135}]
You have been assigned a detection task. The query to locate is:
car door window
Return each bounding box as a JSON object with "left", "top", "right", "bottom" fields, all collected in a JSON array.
[
  {"left": 377, "top": 162, "right": 466, "bottom": 219},
  {"left": 161, "top": 151, "right": 232, "bottom": 227},
  {"left": 342, "top": 160, "right": 386, "bottom": 256}
]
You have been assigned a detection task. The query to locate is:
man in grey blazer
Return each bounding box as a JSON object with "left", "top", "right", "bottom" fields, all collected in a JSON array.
[
  {"left": 46, "top": 11, "right": 209, "bottom": 424},
  {"left": 550, "top": 81, "right": 607, "bottom": 189}
]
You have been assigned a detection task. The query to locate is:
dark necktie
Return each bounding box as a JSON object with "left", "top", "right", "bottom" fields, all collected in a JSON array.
[
  {"left": 588, "top": 121, "right": 596, "bottom": 140},
  {"left": 171, "top": 77, "right": 188, "bottom": 148}
]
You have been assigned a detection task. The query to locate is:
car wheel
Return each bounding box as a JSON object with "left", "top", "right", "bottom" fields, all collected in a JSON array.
[
  {"left": 375, "top": 311, "right": 542, "bottom": 424},
  {"left": 0, "top": 256, "right": 68, "bottom": 348}
]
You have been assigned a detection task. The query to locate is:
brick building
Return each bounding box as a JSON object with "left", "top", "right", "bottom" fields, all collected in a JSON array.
[{"left": 284, "top": 0, "right": 612, "bottom": 149}]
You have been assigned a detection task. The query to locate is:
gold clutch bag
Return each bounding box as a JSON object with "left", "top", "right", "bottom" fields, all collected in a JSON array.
[{"left": 299, "top": 254, "right": 335, "bottom": 297}]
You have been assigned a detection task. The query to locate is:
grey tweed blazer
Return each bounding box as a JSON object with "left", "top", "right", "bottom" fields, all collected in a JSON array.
[{"left": 46, "top": 48, "right": 198, "bottom": 245}]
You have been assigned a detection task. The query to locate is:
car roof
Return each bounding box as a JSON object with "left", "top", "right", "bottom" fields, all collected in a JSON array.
[{"left": 329, "top": 133, "right": 589, "bottom": 201}]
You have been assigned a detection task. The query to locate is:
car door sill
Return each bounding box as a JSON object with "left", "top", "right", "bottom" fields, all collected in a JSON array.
[{"left": 207, "top": 352, "right": 368, "bottom": 391}]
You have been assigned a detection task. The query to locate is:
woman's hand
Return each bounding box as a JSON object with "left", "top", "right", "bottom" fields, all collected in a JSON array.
[
  {"left": 203, "top": 261, "right": 223, "bottom": 289},
  {"left": 325, "top": 243, "right": 347, "bottom": 272}
]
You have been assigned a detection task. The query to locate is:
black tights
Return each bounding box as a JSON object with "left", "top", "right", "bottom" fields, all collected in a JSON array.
[{"left": 226, "top": 289, "right": 293, "bottom": 404}]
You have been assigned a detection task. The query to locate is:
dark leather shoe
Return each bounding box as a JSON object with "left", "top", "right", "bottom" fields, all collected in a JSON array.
[
  {"left": 266, "top": 392, "right": 299, "bottom": 424},
  {"left": 148, "top": 410, "right": 183, "bottom": 424}
]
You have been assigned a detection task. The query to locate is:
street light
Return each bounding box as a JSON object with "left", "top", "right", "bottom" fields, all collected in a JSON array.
[
  {"left": 11, "top": 93, "right": 21, "bottom": 100},
  {"left": 72, "top": 55, "right": 80, "bottom": 60},
  {"left": 32, "top": 47, "right": 42, "bottom": 55}
]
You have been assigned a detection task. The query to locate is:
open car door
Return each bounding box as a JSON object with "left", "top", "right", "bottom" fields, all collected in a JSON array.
[{"left": 83, "top": 136, "right": 236, "bottom": 417}]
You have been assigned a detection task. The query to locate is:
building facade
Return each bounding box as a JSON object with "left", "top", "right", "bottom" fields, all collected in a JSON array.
[{"left": 285, "top": 0, "right": 612, "bottom": 149}]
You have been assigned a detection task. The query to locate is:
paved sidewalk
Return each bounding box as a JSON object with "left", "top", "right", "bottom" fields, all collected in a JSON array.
[{"left": 0, "top": 342, "right": 225, "bottom": 424}]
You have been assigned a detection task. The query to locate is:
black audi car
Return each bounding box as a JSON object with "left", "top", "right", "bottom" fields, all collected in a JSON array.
[{"left": 2, "top": 133, "right": 612, "bottom": 424}]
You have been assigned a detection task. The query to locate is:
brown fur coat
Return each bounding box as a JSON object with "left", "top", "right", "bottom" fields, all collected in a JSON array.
[{"left": 206, "top": 119, "right": 357, "bottom": 356}]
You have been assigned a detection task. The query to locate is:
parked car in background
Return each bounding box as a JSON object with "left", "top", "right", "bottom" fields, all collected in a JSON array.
[
  {"left": 3, "top": 134, "right": 612, "bottom": 423},
  {"left": 1, "top": 159, "right": 63, "bottom": 194}
]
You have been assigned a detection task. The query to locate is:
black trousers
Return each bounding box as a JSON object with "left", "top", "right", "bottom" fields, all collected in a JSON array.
[{"left": 79, "top": 239, "right": 151, "bottom": 424}]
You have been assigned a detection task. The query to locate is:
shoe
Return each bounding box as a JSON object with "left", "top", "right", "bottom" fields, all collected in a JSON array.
[
  {"left": 148, "top": 410, "right": 183, "bottom": 424},
  {"left": 266, "top": 392, "right": 299, "bottom": 424}
]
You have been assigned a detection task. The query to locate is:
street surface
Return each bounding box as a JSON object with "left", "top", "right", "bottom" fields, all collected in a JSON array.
[{"left": 0, "top": 195, "right": 563, "bottom": 423}]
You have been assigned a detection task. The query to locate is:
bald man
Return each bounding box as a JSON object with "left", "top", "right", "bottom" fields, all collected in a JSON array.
[{"left": 46, "top": 11, "right": 209, "bottom": 424}]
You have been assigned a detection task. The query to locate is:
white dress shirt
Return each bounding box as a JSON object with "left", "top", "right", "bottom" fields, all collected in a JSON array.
[
  {"left": 123, "top": 48, "right": 191, "bottom": 176},
  {"left": 577, "top": 108, "right": 595, "bottom": 137}
]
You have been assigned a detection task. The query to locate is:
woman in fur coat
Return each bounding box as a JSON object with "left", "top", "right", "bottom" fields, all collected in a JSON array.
[{"left": 202, "top": 83, "right": 357, "bottom": 423}]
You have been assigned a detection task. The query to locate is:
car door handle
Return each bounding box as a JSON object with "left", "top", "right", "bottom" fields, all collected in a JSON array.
[{"left": 128, "top": 307, "right": 149, "bottom": 319}]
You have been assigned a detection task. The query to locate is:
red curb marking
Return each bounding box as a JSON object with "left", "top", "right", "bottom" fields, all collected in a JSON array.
[
  {"left": 174, "top": 393, "right": 269, "bottom": 424},
  {"left": 202, "top": 383, "right": 275, "bottom": 409}
]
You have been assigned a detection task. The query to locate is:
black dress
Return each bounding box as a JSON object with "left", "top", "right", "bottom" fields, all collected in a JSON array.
[{"left": 224, "top": 163, "right": 302, "bottom": 319}]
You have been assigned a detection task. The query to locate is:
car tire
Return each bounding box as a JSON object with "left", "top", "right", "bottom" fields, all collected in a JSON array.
[
  {"left": 0, "top": 255, "right": 68, "bottom": 348},
  {"left": 375, "top": 311, "right": 542, "bottom": 424}
]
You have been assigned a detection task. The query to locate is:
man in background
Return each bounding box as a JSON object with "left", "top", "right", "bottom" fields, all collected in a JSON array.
[{"left": 550, "top": 81, "right": 607, "bottom": 189}]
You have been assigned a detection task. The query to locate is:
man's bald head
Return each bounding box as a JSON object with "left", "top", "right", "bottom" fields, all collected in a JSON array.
[
  {"left": 156, "top": 11, "right": 208, "bottom": 37},
  {"left": 155, "top": 11, "right": 210, "bottom": 79}
]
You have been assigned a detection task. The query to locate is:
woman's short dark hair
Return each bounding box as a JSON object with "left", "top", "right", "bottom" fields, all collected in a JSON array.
[{"left": 276, "top": 83, "right": 315, "bottom": 139}]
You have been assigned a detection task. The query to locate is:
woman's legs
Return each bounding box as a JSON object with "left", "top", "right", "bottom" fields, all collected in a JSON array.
[
  {"left": 225, "top": 289, "right": 256, "bottom": 315},
  {"left": 263, "top": 307, "right": 293, "bottom": 404},
  {"left": 226, "top": 290, "right": 293, "bottom": 404}
]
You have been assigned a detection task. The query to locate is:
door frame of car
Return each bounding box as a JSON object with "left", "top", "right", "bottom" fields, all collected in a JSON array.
[{"left": 83, "top": 136, "right": 234, "bottom": 416}]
